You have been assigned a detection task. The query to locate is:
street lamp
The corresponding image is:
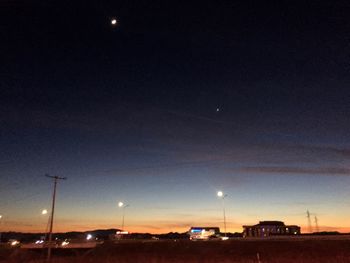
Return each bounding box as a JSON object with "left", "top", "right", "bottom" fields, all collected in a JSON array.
[
  {"left": 118, "top": 201, "right": 129, "bottom": 231},
  {"left": 217, "top": 191, "right": 227, "bottom": 237},
  {"left": 41, "top": 209, "right": 50, "bottom": 242}
]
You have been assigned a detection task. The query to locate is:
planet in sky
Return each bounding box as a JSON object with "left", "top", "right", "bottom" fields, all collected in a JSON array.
[{"left": 111, "top": 18, "right": 117, "bottom": 25}]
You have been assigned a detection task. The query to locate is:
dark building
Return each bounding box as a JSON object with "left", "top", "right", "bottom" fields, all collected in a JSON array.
[{"left": 243, "top": 221, "right": 300, "bottom": 238}]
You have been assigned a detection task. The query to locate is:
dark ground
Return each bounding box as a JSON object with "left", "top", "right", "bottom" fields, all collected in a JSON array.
[{"left": 2, "top": 237, "right": 350, "bottom": 262}]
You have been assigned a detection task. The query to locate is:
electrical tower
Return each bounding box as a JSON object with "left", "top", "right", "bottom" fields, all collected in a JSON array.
[
  {"left": 314, "top": 216, "right": 319, "bottom": 233},
  {"left": 45, "top": 174, "right": 66, "bottom": 261},
  {"left": 306, "top": 210, "right": 313, "bottom": 233}
]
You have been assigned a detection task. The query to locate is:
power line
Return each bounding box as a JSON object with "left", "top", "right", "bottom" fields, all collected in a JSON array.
[{"left": 102, "top": 159, "right": 226, "bottom": 175}]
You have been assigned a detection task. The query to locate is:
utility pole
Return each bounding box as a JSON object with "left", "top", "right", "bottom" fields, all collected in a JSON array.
[{"left": 46, "top": 174, "right": 66, "bottom": 261}]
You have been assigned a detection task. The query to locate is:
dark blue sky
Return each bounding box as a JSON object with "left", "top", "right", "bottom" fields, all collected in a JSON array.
[{"left": 1, "top": 0, "right": 350, "bottom": 233}]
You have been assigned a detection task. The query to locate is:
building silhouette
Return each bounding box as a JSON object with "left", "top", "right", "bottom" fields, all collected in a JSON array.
[{"left": 243, "top": 221, "right": 300, "bottom": 238}]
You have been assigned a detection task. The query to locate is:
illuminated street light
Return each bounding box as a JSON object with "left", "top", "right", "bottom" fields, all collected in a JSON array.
[
  {"left": 86, "top": 234, "right": 93, "bottom": 240},
  {"left": 40, "top": 209, "right": 49, "bottom": 247},
  {"left": 217, "top": 191, "right": 227, "bottom": 238},
  {"left": 118, "top": 201, "right": 129, "bottom": 231}
]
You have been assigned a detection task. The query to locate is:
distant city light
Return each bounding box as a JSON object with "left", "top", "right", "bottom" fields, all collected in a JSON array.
[
  {"left": 111, "top": 19, "right": 117, "bottom": 25},
  {"left": 116, "top": 231, "right": 129, "bottom": 235},
  {"left": 11, "top": 240, "right": 19, "bottom": 246},
  {"left": 217, "top": 191, "right": 223, "bottom": 197},
  {"left": 118, "top": 201, "right": 124, "bottom": 207},
  {"left": 61, "top": 241, "right": 69, "bottom": 247},
  {"left": 86, "top": 234, "right": 93, "bottom": 240},
  {"left": 41, "top": 209, "right": 48, "bottom": 215}
]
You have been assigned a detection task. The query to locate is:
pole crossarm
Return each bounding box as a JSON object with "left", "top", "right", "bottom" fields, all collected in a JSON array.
[{"left": 45, "top": 174, "right": 67, "bottom": 180}]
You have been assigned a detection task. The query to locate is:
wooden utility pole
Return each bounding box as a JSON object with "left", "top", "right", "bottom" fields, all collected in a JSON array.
[{"left": 46, "top": 174, "right": 66, "bottom": 261}]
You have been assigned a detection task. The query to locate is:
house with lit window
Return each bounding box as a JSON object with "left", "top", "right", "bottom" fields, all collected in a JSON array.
[{"left": 243, "top": 221, "right": 300, "bottom": 238}]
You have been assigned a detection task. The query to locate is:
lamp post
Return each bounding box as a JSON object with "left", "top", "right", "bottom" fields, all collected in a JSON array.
[
  {"left": 41, "top": 209, "right": 49, "bottom": 243},
  {"left": 217, "top": 191, "right": 227, "bottom": 237},
  {"left": 118, "top": 202, "right": 129, "bottom": 231}
]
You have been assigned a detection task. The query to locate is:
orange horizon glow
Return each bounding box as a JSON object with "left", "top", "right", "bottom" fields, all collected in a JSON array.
[{"left": 3, "top": 221, "right": 350, "bottom": 234}]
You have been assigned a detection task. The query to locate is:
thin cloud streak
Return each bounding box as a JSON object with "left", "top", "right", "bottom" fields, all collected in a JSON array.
[{"left": 238, "top": 166, "right": 350, "bottom": 176}]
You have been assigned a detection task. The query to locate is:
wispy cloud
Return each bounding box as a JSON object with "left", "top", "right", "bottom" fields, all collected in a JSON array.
[{"left": 238, "top": 166, "right": 350, "bottom": 176}]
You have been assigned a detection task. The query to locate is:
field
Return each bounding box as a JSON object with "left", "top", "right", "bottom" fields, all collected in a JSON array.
[{"left": 2, "top": 236, "right": 350, "bottom": 263}]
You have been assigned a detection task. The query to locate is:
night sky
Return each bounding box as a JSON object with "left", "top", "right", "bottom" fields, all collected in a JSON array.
[{"left": 1, "top": 1, "right": 350, "bottom": 233}]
